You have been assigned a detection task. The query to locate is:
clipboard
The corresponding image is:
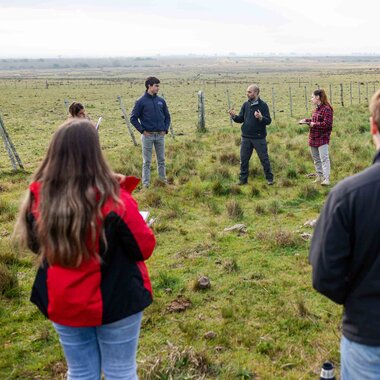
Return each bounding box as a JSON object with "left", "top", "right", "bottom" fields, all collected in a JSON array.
[{"left": 139, "top": 211, "right": 150, "bottom": 221}]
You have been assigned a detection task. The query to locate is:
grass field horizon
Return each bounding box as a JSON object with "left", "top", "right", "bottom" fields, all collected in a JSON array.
[{"left": 1, "top": 57, "right": 379, "bottom": 379}]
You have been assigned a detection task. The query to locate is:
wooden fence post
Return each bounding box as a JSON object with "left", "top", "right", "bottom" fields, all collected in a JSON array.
[
  {"left": 304, "top": 85, "right": 308, "bottom": 113},
  {"left": 272, "top": 87, "right": 276, "bottom": 120},
  {"left": 340, "top": 83, "right": 344, "bottom": 107},
  {"left": 0, "top": 114, "right": 24, "bottom": 170},
  {"left": 350, "top": 82, "right": 353, "bottom": 106},
  {"left": 366, "top": 82, "right": 369, "bottom": 103},
  {"left": 358, "top": 82, "right": 361, "bottom": 104},
  {"left": 117, "top": 96, "right": 138, "bottom": 146},
  {"left": 289, "top": 87, "right": 293, "bottom": 117},
  {"left": 64, "top": 99, "right": 70, "bottom": 112},
  {"left": 197, "top": 90, "right": 206, "bottom": 132},
  {"left": 226, "top": 88, "right": 233, "bottom": 127},
  {"left": 329, "top": 84, "right": 332, "bottom": 104}
]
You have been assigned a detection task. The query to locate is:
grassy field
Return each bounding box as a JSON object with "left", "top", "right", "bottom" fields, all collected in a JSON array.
[{"left": 0, "top": 57, "right": 379, "bottom": 379}]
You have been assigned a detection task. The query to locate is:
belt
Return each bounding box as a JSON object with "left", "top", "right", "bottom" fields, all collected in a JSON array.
[{"left": 145, "top": 131, "right": 165, "bottom": 135}]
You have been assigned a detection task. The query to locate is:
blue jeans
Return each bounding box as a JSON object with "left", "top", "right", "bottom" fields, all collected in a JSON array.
[
  {"left": 240, "top": 137, "right": 273, "bottom": 183},
  {"left": 141, "top": 133, "right": 166, "bottom": 187},
  {"left": 341, "top": 335, "right": 380, "bottom": 379},
  {"left": 53, "top": 312, "right": 143, "bottom": 380}
]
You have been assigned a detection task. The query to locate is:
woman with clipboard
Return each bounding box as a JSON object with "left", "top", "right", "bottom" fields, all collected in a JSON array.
[{"left": 299, "top": 89, "right": 334, "bottom": 186}]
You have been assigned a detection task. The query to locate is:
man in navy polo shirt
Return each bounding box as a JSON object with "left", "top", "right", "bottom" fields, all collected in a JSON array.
[{"left": 130, "top": 76, "right": 171, "bottom": 188}]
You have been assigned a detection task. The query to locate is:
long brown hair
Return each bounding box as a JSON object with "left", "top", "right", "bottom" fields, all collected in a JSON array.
[
  {"left": 15, "top": 119, "right": 121, "bottom": 267},
  {"left": 313, "top": 89, "right": 333, "bottom": 112}
]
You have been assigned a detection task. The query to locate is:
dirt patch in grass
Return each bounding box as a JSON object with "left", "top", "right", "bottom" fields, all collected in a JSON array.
[{"left": 167, "top": 295, "right": 192, "bottom": 313}]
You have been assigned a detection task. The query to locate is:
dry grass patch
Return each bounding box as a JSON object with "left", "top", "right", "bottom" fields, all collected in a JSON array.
[
  {"left": 273, "top": 229, "right": 302, "bottom": 248},
  {"left": 226, "top": 199, "right": 244, "bottom": 220},
  {"left": 0, "top": 263, "right": 18, "bottom": 297},
  {"left": 219, "top": 152, "right": 240, "bottom": 165},
  {"left": 139, "top": 342, "right": 218, "bottom": 379}
]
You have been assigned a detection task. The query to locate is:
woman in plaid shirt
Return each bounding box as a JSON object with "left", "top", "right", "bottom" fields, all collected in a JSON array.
[{"left": 300, "top": 89, "right": 334, "bottom": 185}]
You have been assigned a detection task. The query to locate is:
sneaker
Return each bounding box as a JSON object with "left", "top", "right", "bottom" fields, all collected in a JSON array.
[
  {"left": 313, "top": 176, "right": 323, "bottom": 183},
  {"left": 267, "top": 180, "right": 274, "bottom": 185},
  {"left": 321, "top": 179, "right": 330, "bottom": 186}
]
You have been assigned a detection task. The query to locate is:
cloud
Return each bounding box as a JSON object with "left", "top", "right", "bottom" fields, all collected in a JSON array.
[
  {"left": 0, "top": 2, "right": 378, "bottom": 57},
  {"left": 0, "top": 6, "right": 273, "bottom": 56}
]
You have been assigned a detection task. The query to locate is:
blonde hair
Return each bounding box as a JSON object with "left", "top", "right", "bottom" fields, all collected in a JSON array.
[{"left": 14, "top": 119, "right": 121, "bottom": 267}]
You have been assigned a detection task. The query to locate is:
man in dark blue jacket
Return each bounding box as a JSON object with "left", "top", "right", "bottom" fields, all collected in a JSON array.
[
  {"left": 229, "top": 84, "right": 274, "bottom": 185},
  {"left": 130, "top": 76, "right": 171, "bottom": 188},
  {"left": 310, "top": 90, "right": 380, "bottom": 379}
]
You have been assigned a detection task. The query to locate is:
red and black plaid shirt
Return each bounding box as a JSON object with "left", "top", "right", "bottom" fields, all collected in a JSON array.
[{"left": 305, "top": 104, "right": 333, "bottom": 147}]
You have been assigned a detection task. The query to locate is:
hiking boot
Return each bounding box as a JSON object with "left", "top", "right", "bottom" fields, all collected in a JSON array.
[
  {"left": 237, "top": 181, "right": 248, "bottom": 186},
  {"left": 313, "top": 175, "right": 323, "bottom": 183},
  {"left": 267, "top": 180, "right": 274, "bottom": 185}
]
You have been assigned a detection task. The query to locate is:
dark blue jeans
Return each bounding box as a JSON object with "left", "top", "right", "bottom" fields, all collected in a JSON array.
[{"left": 240, "top": 137, "right": 273, "bottom": 183}]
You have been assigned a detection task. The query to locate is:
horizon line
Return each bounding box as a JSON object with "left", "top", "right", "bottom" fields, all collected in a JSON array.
[{"left": 1, "top": 53, "right": 380, "bottom": 60}]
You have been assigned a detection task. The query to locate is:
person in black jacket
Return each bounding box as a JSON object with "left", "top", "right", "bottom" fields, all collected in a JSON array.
[
  {"left": 229, "top": 84, "right": 274, "bottom": 185},
  {"left": 130, "top": 76, "right": 171, "bottom": 188},
  {"left": 310, "top": 90, "right": 380, "bottom": 379}
]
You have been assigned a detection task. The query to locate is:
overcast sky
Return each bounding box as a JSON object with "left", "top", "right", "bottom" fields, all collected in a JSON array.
[{"left": 0, "top": 0, "right": 378, "bottom": 58}]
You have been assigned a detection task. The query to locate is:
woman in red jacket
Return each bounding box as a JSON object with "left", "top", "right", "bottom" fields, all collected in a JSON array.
[
  {"left": 14, "top": 119, "right": 155, "bottom": 380},
  {"left": 299, "top": 89, "right": 334, "bottom": 186}
]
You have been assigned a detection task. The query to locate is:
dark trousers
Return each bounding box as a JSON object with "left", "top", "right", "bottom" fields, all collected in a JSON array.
[{"left": 240, "top": 137, "right": 273, "bottom": 183}]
